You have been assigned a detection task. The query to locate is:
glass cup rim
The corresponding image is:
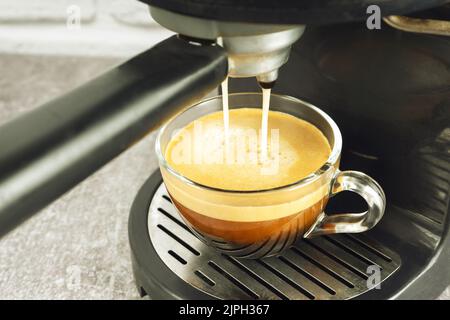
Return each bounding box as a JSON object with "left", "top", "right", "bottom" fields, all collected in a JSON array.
[{"left": 156, "top": 92, "right": 342, "bottom": 194}]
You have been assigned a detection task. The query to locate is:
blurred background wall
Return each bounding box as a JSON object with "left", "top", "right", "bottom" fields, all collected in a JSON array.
[{"left": 0, "top": 0, "right": 173, "bottom": 57}]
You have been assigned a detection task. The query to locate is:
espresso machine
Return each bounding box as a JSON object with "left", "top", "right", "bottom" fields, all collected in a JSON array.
[{"left": 0, "top": 0, "right": 449, "bottom": 300}]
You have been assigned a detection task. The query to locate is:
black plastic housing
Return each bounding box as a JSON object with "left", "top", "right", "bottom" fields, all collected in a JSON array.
[
  {"left": 0, "top": 35, "right": 227, "bottom": 237},
  {"left": 141, "top": 0, "right": 450, "bottom": 25}
]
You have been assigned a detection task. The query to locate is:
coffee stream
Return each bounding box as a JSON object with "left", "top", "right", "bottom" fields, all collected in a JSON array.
[
  {"left": 221, "top": 79, "right": 271, "bottom": 162},
  {"left": 221, "top": 78, "right": 229, "bottom": 139},
  {"left": 260, "top": 87, "right": 271, "bottom": 161}
]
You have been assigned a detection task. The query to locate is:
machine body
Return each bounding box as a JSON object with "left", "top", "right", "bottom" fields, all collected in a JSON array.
[
  {"left": 0, "top": 0, "right": 448, "bottom": 300},
  {"left": 130, "top": 9, "right": 450, "bottom": 299}
]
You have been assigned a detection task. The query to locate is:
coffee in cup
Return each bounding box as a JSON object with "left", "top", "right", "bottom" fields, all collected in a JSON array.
[
  {"left": 156, "top": 93, "right": 385, "bottom": 258},
  {"left": 165, "top": 108, "right": 331, "bottom": 244}
]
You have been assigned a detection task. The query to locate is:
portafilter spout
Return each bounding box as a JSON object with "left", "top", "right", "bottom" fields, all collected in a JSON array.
[{"left": 150, "top": 6, "right": 305, "bottom": 83}]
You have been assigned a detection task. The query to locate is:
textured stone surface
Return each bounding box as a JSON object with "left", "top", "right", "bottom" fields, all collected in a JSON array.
[
  {"left": 0, "top": 54, "right": 448, "bottom": 300},
  {"left": 0, "top": 54, "right": 156, "bottom": 299}
]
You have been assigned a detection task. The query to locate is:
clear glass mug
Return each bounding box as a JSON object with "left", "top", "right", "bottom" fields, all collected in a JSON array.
[{"left": 156, "top": 93, "right": 385, "bottom": 259}]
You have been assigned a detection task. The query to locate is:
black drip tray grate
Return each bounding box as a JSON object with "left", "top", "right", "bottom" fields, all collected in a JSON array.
[{"left": 148, "top": 184, "right": 401, "bottom": 300}]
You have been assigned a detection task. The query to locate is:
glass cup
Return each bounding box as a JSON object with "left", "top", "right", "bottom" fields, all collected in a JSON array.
[{"left": 156, "top": 93, "right": 385, "bottom": 259}]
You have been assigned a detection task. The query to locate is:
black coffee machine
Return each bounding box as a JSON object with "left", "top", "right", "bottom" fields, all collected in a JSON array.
[{"left": 0, "top": 0, "right": 449, "bottom": 299}]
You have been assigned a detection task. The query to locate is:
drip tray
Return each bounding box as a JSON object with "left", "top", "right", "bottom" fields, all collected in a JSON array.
[{"left": 142, "top": 183, "right": 401, "bottom": 300}]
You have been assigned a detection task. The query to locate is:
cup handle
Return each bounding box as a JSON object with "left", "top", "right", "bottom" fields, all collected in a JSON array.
[{"left": 304, "top": 170, "right": 386, "bottom": 238}]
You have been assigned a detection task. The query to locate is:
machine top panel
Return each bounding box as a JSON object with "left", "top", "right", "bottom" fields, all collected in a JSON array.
[{"left": 140, "top": 0, "right": 449, "bottom": 25}]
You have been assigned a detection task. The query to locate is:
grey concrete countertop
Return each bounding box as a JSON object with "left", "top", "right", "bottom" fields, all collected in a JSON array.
[
  {"left": 0, "top": 54, "right": 448, "bottom": 300},
  {"left": 0, "top": 54, "right": 158, "bottom": 299}
]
